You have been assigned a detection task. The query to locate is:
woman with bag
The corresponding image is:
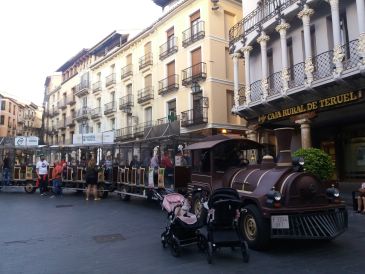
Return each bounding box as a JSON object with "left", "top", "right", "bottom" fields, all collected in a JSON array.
[{"left": 85, "top": 159, "right": 100, "bottom": 201}]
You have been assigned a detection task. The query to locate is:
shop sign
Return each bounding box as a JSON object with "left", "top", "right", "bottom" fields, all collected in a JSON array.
[
  {"left": 73, "top": 132, "right": 115, "bottom": 145},
  {"left": 15, "top": 136, "right": 39, "bottom": 147},
  {"left": 259, "top": 91, "right": 362, "bottom": 124}
]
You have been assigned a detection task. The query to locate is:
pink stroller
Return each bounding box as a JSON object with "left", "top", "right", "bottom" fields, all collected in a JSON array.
[{"left": 161, "top": 193, "right": 206, "bottom": 257}]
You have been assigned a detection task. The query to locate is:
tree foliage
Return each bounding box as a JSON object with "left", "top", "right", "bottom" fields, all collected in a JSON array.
[{"left": 293, "top": 148, "right": 334, "bottom": 180}]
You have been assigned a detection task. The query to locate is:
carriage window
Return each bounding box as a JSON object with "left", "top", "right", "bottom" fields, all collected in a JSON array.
[
  {"left": 192, "top": 150, "right": 210, "bottom": 173},
  {"left": 214, "top": 142, "right": 242, "bottom": 171}
]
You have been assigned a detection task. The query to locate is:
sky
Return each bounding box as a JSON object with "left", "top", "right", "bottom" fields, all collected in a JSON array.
[{"left": 0, "top": 0, "right": 163, "bottom": 106}]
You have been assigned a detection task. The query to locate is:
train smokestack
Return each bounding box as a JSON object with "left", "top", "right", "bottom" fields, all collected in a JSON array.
[{"left": 274, "top": 128, "right": 294, "bottom": 167}]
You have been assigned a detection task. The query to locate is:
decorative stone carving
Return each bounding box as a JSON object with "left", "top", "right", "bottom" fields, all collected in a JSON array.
[
  {"left": 328, "top": 0, "right": 339, "bottom": 9},
  {"left": 241, "top": 45, "right": 253, "bottom": 54},
  {"left": 333, "top": 45, "right": 345, "bottom": 73},
  {"left": 275, "top": 22, "right": 290, "bottom": 33},
  {"left": 245, "top": 86, "right": 251, "bottom": 105},
  {"left": 305, "top": 57, "right": 314, "bottom": 84},
  {"left": 297, "top": 6, "right": 314, "bottom": 19},
  {"left": 257, "top": 33, "right": 270, "bottom": 44},
  {"left": 261, "top": 78, "right": 269, "bottom": 99},
  {"left": 282, "top": 67, "right": 290, "bottom": 92},
  {"left": 232, "top": 52, "right": 242, "bottom": 59}
]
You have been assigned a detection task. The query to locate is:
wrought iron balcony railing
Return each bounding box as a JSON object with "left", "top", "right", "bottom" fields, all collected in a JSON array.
[
  {"left": 75, "top": 107, "right": 90, "bottom": 121},
  {"left": 342, "top": 39, "right": 361, "bottom": 71},
  {"left": 181, "top": 107, "right": 208, "bottom": 127},
  {"left": 160, "top": 37, "right": 178, "bottom": 60},
  {"left": 121, "top": 64, "right": 133, "bottom": 80},
  {"left": 105, "top": 73, "right": 116, "bottom": 87},
  {"left": 268, "top": 71, "right": 282, "bottom": 97},
  {"left": 115, "top": 126, "right": 133, "bottom": 140},
  {"left": 182, "top": 21, "right": 205, "bottom": 48},
  {"left": 58, "top": 120, "right": 67, "bottom": 130},
  {"left": 239, "top": 86, "right": 246, "bottom": 105},
  {"left": 137, "top": 86, "right": 154, "bottom": 104},
  {"left": 119, "top": 94, "right": 134, "bottom": 112},
  {"left": 93, "top": 81, "right": 102, "bottom": 93},
  {"left": 90, "top": 107, "right": 102, "bottom": 119},
  {"left": 229, "top": 0, "right": 298, "bottom": 45},
  {"left": 66, "top": 95, "right": 76, "bottom": 105},
  {"left": 158, "top": 74, "right": 179, "bottom": 95},
  {"left": 58, "top": 99, "right": 67, "bottom": 110},
  {"left": 66, "top": 117, "right": 75, "bottom": 127},
  {"left": 139, "top": 52, "right": 153, "bottom": 70},
  {"left": 74, "top": 81, "right": 90, "bottom": 97},
  {"left": 104, "top": 101, "right": 116, "bottom": 115},
  {"left": 250, "top": 80, "right": 263, "bottom": 103},
  {"left": 156, "top": 115, "right": 180, "bottom": 125},
  {"left": 313, "top": 50, "right": 334, "bottom": 81},
  {"left": 182, "top": 62, "right": 207, "bottom": 86},
  {"left": 288, "top": 62, "right": 305, "bottom": 89}
]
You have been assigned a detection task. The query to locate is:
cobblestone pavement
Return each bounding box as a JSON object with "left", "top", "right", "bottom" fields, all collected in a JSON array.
[{"left": 0, "top": 189, "right": 364, "bottom": 274}]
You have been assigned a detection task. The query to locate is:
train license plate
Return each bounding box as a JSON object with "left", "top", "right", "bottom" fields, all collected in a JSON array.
[{"left": 271, "top": 215, "right": 289, "bottom": 229}]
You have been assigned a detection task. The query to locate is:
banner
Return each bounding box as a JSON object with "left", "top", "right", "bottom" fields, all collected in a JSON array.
[
  {"left": 73, "top": 131, "right": 115, "bottom": 145},
  {"left": 15, "top": 136, "right": 39, "bottom": 147}
]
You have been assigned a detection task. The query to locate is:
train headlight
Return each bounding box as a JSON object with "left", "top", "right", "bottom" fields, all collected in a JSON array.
[{"left": 266, "top": 189, "right": 282, "bottom": 208}]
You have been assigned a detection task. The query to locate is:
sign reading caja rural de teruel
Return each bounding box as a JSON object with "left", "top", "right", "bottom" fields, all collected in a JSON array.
[{"left": 258, "top": 91, "right": 362, "bottom": 124}]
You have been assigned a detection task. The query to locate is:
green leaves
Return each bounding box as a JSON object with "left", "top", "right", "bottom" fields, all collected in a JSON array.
[{"left": 293, "top": 148, "right": 334, "bottom": 180}]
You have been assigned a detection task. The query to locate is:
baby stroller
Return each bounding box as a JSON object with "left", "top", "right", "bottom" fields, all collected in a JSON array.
[
  {"left": 206, "top": 188, "right": 249, "bottom": 264},
  {"left": 161, "top": 193, "right": 206, "bottom": 257}
]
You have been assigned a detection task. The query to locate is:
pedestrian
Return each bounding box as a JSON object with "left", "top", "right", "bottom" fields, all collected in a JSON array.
[
  {"left": 104, "top": 155, "right": 113, "bottom": 181},
  {"left": 51, "top": 160, "right": 63, "bottom": 198},
  {"left": 2, "top": 153, "right": 11, "bottom": 186},
  {"left": 356, "top": 182, "right": 365, "bottom": 213},
  {"left": 161, "top": 151, "right": 173, "bottom": 186},
  {"left": 36, "top": 154, "right": 49, "bottom": 196},
  {"left": 85, "top": 158, "right": 100, "bottom": 201},
  {"left": 150, "top": 151, "right": 159, "bottom": 184}
]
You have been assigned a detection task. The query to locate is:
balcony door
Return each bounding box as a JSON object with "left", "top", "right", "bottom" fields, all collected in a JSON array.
[
  {"left": 167, "top": 61, "right": 175, "bottom": 88},
  {"left": 191, "top": 47, "right": 201, "bottom": 78},
  {"left": 167, "top": 27, "right": 174, "bottom": 50},
  {"left": 145, "top": 107, "right": 152, "bottom": 127},
  {"left": 193, "top": 92, "right": 203, "bottom": 123},
  {"left": 190, "top": 10, "right": 200, "bottom": 38},
  {"left": 144, "top": 74, "right": 152, "bottom": 89}
]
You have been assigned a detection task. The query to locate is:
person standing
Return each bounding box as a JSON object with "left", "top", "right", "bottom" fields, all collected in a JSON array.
[
  {"left": 85, "top": 159, "right": 100, "bottom": 201},
  {"left": 129, "top": 155, "right": 140, "bottom": 169},
  {"left": 36, "top": 154, "right": 49, "bottom": 196},
  {"left": 2, "top": 154, "right": 11, "bottom": 186},
  {"left": 51, "top": 160, "right": 63, "bottom": 198},
  {"left": 161, "top": 151, "right": 173, "bottom": 186}
]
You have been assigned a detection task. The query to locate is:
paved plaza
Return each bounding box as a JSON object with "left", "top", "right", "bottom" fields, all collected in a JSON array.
[{"left": 0, "top": 189, "right": 364, "bottom": 274}]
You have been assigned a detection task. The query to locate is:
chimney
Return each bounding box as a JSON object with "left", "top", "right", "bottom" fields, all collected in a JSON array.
[{"left": 274, "top": 128, "right": 294, "bottom": 167}]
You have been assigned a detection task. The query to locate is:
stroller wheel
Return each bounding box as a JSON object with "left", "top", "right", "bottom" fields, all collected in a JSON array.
[
  {"left": 171, "top": 239, "right": 180, "bottom": 257},
  {"left": 241, "top": 242, "right": 250, "bottom": 263},
  {"left": 207, "top": 242, "right": 213, "bottom": 264}
]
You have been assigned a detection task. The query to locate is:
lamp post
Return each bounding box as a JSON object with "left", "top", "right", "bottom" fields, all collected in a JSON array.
[{"left": 191, "top": 82, "right": 201, "bottom": 94}]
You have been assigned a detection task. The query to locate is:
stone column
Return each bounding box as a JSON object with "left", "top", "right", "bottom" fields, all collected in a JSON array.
[
  {"left": 356, "top": 0, "right": 365, "bottom": 65},
  {"left": 275, "top": 19, "right": 291, "bottom": 93},
  {"left": 241, "top": 46, "right": 253, "bottom": 105},
  {"left": 298, "top": 5, "right": 315, "bottom": 84},
  {"left": 295, "top": 118, "right": 312, "bottom": 148},
  {"left": 247, "top": 130, "right": 258, "bottom": 142},
  {"left": 257, "top": 32, "right": 270, "bottom": 100},
  {"left": 329, "top": 0, "right": 345, "bottom": 74},
  {"left": 232, "top": 52, "right": 241, "bottom": 109}
]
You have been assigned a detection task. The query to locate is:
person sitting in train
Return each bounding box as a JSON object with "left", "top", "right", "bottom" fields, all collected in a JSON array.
[{"left": 129, "top": 155, "right": 141, "bottom": 169}]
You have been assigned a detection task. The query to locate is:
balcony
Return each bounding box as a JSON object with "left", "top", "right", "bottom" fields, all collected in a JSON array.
[
  {"left": 158, "top": 74, "right": 179, "bottom": 95},
  {"left": 182, "top": 62, "right": 206, "bottom": 86},
  {"left": 105, "top": 73, "right": 116, "bottom": 87},
  {"left": 137, "top": 86, "right": 154, "bottom": 104},
  {"left": 182, "top": 21, "right": 205, "bottom": 48},
  {"left": 181, "top": 107, "right": 208, "bottom": 127},
  {"left": 121, "top": 64, "right": 133, "bottom": 80},
  {"left": 90, "top": 107, "right": 102, "bottom": 119},
  {"left": 67, "top": 95, "right": 76, "bottom": 105},
  {"left": 119, "top": 95, "right": 134, "bottom": 113},
  {"left": 74, "top": 81, "right": 90, "bottom": 97},
  {"left": 58, "top": 99, "right": 67, "bottom": 110},
  {"left": 49, "top": 108, "right": 60, "bottom": 118},
  {"left": 229, "top": 0, "right": 298, "bottom": 46},
  {"left": 160, "top": 37, "right": 178, "bottom": 60},
  {"left": 92, "top": 81, "right": 102, "bottom": 93},
  {"left": 139, "top": 52, "right": 153, "bottom": 70},
  {"left": 66, "top": 117, "right": 75, "bottom": 127},
  {"left": 75, "top": 107, "right": 90, "bottom": 122},
  {"left": 58, "top": 120, "right": 67, "bottom": 130},
  {"left": 115, "top": 126, "right": 133, "bottom": 140},
  {"left": 104, "top": 101, "right": 117, "bottom": 115}
]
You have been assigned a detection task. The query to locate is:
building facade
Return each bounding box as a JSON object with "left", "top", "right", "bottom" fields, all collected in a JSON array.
[
  {"left": 230, "top": 0, "right": 365, "bottom": 180},
  {"left": 43, "top": 0, "right": 245, "bottom": 162}
]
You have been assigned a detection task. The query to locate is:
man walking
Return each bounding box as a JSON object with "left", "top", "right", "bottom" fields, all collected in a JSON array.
[
  {"left": 2, "top": 154, "right": 11, "bottom": 186},
  {"left": 51, "top": 160, "right": 63, "bottom": 198},
  {"left": 36, "top": 154, "right": 49, "bottom": 196}
]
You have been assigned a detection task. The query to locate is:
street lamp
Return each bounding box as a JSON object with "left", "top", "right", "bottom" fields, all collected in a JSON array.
[{"left": 191, "top": 82, "right": 201, "bottom": 94}]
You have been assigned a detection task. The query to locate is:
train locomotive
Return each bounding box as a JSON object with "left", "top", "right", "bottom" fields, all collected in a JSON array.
[{"left": 185, "top": 128, "right": 347, "bottom": 250}]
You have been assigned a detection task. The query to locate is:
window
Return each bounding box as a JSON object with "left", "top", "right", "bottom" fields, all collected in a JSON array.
[
  {"left": 111, "top": 118, "right": 115, "bottom": 130},
  {"left": 126, "top": 84, "right": 132, "bottom": 95},
  {"left": 9, "top": 102, "right": 11, "bottom": 113},
  {"left": 267, "top": 49, "right": 274, "bottom": 76},
  {"left": 97, "top": 122, "right": 101, "bottom": 133},
  {"left": 144, "top": 42, "right": 151, "bottom": 54},
  {"left": 226, "top": 90, "right": 235, "bottom": 123},
  {"left": 145, "top": 107, "right": 152, "bottom": 126},
  {"left": 301, "top": 25, "right": 317, "bottom": 59},
  {"left": 0, "top": 115, "right": 4, "bottom": 125},
  {"left": 126, "top": 54, "right": 132, "bottom": 65},
  {"left": 1, "top": 101, "right": 5, "bottom": 110},
  {"left": 287, "top": 38, "right": 294, "bottom": 80},
  {"left": 167, "top": 100, "right": 176, "bottom": 121},
  {"left": 224, "top": 11, "right": 235, "bottom": 41},
  {"left": 166, "top": 27, "right": 174, "bottom": 49},
  {"left": 190, "top": 10, "right": 201, "bottom": 34},
  {"left": 144, "top": 74, "right": 152, "bottom": 88},
  {"left": 225, "top": 47, "right": 233, "bottom": 80}
]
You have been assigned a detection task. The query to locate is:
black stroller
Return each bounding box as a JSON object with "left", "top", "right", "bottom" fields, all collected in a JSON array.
[
  {"left": 161, "top": 193, "right": 206, "bottom": 257},
  {"left": 205, "top": 188, "right": 249, "bottom": 264}
]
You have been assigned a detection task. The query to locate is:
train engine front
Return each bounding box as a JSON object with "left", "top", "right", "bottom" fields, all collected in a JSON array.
[{"left": 230, "top": 128, "right": 347, "bottom": 250}]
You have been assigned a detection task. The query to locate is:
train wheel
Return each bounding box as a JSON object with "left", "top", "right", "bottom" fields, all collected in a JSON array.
[
  {"left": 120, "top": 185, "right": 130, "bottom": 201},
  {"left": 241, "top": 204, "right": 270, "bottom": 250},
  {"left": 24, "top": 182, "right": 36, "bottom": 194},
  {"left": 192, "top": 193, "right": 207, "bottom": 224}
]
